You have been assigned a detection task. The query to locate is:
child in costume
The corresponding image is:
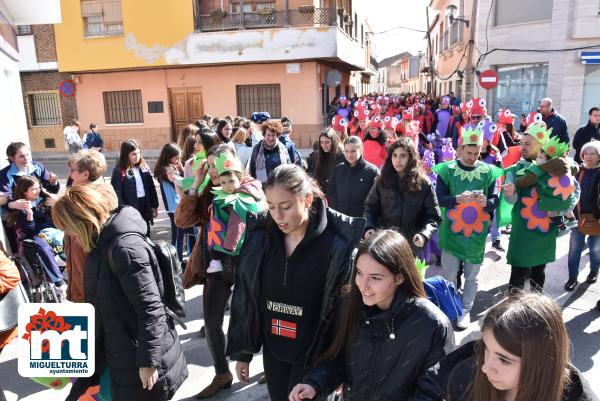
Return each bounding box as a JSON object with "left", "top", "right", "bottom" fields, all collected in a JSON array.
[
  {"left": 515, "top": 126, "right": 579, "bottom": 232},
  {"left": 206, "top": 152, "right": 266, "bottom": 273}
]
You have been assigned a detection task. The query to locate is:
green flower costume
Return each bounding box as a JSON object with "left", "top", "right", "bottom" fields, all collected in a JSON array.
[
  {"left": 505, "top": 159, "right": 559, "bottom": 266},
  {"left": 207, "top": 153, "right": 265, "bottom": 256},
  {"left": 433, "top": 160, "right": 502, "bottom": 264}
]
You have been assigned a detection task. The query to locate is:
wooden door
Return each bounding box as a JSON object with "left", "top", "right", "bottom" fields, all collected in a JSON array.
[{"left": 169, "top": 87, "right": 204, "bottom": 141}]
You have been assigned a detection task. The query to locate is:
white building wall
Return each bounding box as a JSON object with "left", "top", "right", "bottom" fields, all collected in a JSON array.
[{"left": 474, "top": 0, "right": 600, "bottom": 136}]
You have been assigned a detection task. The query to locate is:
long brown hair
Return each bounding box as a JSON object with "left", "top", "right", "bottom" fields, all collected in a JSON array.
[
  {"left": 5, "top": 176, "right": 51, "bottom": 227},
  {"left": 313, "top": 128, "right": 342, "bottom": 180},
  {"left": 117, "top": 139, "right": 147, "bottom": 170},
  {"left": 469, "top": 293, "right": 570, "bottom": 401},
  {"left": 379, "top": 136, "right": 426, "bottom": 192},
  {"left": 319, "top": 229, "right": 426, "bottom": 362}
]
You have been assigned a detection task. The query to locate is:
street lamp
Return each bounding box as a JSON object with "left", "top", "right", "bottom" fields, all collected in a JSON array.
[{"left": 445, "top": 4, "right": 469, "bottom": 28}]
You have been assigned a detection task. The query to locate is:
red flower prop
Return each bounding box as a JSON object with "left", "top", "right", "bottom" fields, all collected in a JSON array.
[
  {"left": 547, "top": 174, "right": 575, "bottom": 201},
  {"left": 447, "top": 201, "right": 490, "bottom": 238},
  {"left": 22, "top": 308, "right": 72, "bottom": 353},
  {"left": 520, "top": 188, "right": 550, "bottom": 232}
]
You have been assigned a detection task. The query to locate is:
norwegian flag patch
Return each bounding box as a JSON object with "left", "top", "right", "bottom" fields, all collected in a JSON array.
[{"left": 271, "top": 319, "right": 297, "bottom": 339}]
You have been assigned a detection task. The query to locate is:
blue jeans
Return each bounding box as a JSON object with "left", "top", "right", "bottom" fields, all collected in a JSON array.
[
  {"left": 490, "top": 214, "right": 500, "bottom": 242},
  {"left": 567, "top": 228, "right": 600, "bottom": 278}
]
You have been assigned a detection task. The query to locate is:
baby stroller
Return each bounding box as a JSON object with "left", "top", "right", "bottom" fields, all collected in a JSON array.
[{"left": 11, "top": 238, "right": 64, "bottom": 303}]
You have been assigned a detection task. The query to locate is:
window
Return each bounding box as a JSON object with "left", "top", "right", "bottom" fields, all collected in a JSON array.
[
  {"left": 492, "top": 63, "right": 548, "bottom": 117},
  {"left": 495, "top": 0, "right": 552, "bottom": 26},
  {"left": 103, "top": 90, "right": 143, "bottom": 124},
  {"left": 236, "top": 84, "right": 281, "bottom": 119},
  {"left": 81, "top": 0, "right": 123, "bottom": 37},
  {"left": 256, "top": 2, "right": 275, "bottom": 11},
  {"left": 230, "top": 2, "right": 253, "bottom": 13},
  {"left": 147, "top": 101, "right": 164, "bottom": 113},
  {"left": 17, "top": 25, "right": 32, "bottom": 35},
  {"left": 361, "top": 24, "right": 364, "bottom": 46},
  {"left": 28, "top": 93, "right": 60, "bottom": 126}
]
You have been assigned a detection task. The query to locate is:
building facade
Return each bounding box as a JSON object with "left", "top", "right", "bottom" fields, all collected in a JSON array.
[
  {"left": 378, "top": 51, "right": 411, "bottom": 93},
  {"left": 474, "top": 0, "right": 600, "bottom": 134},
  {"left": 52, "top": 0, "right": 371, "bottom": 149},
  {"left": 0, "top": 0, "right": 62, "bottom": 249},
  {"left": 428, "top": 0, "right": 473, "bottom": 100},
  {"left": 18, "top": 24, "right": 77, "bottom": 152}
]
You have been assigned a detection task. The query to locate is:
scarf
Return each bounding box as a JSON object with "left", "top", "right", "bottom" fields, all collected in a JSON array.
[{"left": 254, "top": 140, "right": 289, "bottom": 184}]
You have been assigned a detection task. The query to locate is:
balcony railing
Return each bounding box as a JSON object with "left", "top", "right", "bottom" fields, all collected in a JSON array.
[{"left": 194, "top": 7, "right": 338, "bottom": 32}]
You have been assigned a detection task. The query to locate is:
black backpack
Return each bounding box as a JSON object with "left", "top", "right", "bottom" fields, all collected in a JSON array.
[{"left": 108, "top": 233, "right": 187, "bottom": 329}]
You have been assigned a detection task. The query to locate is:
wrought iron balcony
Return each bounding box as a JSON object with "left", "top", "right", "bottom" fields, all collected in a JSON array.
[{"left": 193, "top": 7, "right": 338, "bottom": 32}]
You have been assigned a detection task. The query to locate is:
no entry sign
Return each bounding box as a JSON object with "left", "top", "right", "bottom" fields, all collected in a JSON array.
[
  {"left": 479, "top": 70, "right": 499, "bottom": 90},
  {"left": 59, "top": 80, "right": 75, "bottom": 97}
]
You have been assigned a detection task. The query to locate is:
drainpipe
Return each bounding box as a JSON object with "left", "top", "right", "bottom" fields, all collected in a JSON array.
[
  {"left": 240, "top": 0, "right": 245, "bottom": 29},
  {"left": 284, "top": 0, "right": 289, "bottom": 26}
]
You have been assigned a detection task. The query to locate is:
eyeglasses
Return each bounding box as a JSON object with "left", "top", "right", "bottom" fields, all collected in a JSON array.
[
  {"left": 320, "top": 141, "right": 332, "bottom": 145},
  {"left": 471, "top": 115, "right": 482, "bottom": 121}
]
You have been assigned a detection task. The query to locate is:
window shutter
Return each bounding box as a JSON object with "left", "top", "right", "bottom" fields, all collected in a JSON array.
[{"left": 495, "top": 0, "right": 553, "bottom": 26}]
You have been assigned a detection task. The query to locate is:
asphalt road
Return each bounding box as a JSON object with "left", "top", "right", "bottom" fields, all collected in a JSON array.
[{"left": 0, "top": 157, "right": 598, "bottom": 400}]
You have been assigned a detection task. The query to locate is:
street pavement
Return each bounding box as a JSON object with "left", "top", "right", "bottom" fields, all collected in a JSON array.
[{"left": 0, "top": 155, "right": 598, "bottom": 400}]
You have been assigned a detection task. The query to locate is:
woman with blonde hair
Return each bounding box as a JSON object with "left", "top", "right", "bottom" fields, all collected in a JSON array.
[
  {"left": 53, "top": 185, "right": 188, "bottom": 401},
  {"left": 231, "top": 126, "right": 253, "bottom": 168}
]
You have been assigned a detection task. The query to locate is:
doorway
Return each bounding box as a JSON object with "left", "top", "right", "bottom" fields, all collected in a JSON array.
[{"left": 169, "top": 87, "right": 204, "bottom": 141}]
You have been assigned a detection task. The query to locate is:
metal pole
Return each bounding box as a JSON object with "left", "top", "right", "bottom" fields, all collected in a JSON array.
[
  {"left": 284, "top": 0, "right": 289, "bottom": 26},
  {"left": 464, "top": 0, "right": 478, "bottom": 98}
]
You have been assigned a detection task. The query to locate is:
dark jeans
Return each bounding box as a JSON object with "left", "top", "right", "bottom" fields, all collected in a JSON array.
[
  {"left": 568, "top": 229, "right": 600, "bottom": 278},
  {"left": 263, "top": 346, "right": 309, "bottom": 401},
  {"left": 137, "top": 196, "right": 151, "bottom": 237},
  {"left": 204, "top": 272, "right": 234, "bottom": 375},
  {"left": 509, "top": 264, "right": 547, "bottom": 292}
]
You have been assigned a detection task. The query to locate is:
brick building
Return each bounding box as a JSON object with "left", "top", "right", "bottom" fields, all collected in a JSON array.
[{"left": 18, "top": 24, "right": 77, "bottom": 152}]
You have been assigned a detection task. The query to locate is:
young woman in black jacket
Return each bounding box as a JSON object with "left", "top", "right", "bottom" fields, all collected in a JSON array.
[
  {"left": 410, "top": 293, "right": 598, "bottom": 401},
  {"left": 290, "top": 229, "right": 454, "bottom": 401},
  {"left": 53, "top": 184, "right": 187, "bottom": 401},
  {"left": 328, "top": 136, "right": 380, "bottom": 217},
  {"left": 363, "top": 137, "right": 442, "bottom": 256},
  {"left": 306, "top": 127, "right": 345, "bottom": 195},
  {"left": 227, "top": 164, "right": 366, "bottom": 401},
  {"left": 110, "top": 139, "right": 159, "bottom": 237}
]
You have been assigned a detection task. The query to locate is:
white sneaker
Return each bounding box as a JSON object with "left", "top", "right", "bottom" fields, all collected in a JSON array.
[
  {"left": 456, "top": 311, "right": 471, "bottom": 330},
  {"left": 206, "top": 260, "right": 223, "bottom": 273},
  {"left": 55, "top": 284, "right": 68, "bottom": 303}
]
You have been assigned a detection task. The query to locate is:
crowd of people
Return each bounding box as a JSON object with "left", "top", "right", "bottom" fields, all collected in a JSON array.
[{"left": 0, "top": 93, "right": 599, "bottom": 401}]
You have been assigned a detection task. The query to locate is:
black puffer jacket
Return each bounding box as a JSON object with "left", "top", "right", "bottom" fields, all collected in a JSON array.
[
  {"left": 363, "top": 178, "right": 442, "bottom": 248},
  {"left": 68, "top": 206, "right": 187, "bottom": 401},
  {"left": 408, "top": 341, "right": 599, "bottom": 401},
  {"left": 307, "top": 149, "right": 346, "bottom": 195},
  {"left": 303, "top": 289, "right": 454, "bottom": 401},
  {"left": 226, "top": 197, "right": 366, "bottom": 366},
  {"left": 328, "top": 157, "right": 380, "bottom": 218}
]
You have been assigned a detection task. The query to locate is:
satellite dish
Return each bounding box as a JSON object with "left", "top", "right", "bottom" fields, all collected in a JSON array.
[{"left": 326, "top": 70, "right": 342, "bottom": 87}]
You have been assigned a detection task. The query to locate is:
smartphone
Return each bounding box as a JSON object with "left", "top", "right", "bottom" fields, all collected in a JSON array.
[{"left": 472, "top": 189, "right": 483, "bottom": 196}]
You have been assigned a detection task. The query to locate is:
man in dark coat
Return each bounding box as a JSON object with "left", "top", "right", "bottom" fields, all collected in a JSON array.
[
  {"left": 520, "top": 98, "right": 569, "bottom": 144},
  {"left": 572, "top": 106, "right": 600, "bottom": 164}
]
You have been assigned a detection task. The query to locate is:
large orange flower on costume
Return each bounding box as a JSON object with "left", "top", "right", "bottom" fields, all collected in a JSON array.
[
  {"left": 520, "top": 187, "right": 550, "bottom": 232},
  {"left": 207, "top": 206, "right": 224, "bottom": 248},
  {"left": 447, "top": 201, "right": 490, "bottom": 238},
  {"left": 547, "top": 174, "right": 575, "bottom": 201}
]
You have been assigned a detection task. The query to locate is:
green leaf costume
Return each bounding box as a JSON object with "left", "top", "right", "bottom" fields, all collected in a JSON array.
[
  {"left": 207, "top": 187, "right": 265, "bottom": 256},
  {"left": 432, "top": 160, "right": 502, "bottom": 264},
  {"left": 505, "top": 161, "right": 559, "bottom": 267}
]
